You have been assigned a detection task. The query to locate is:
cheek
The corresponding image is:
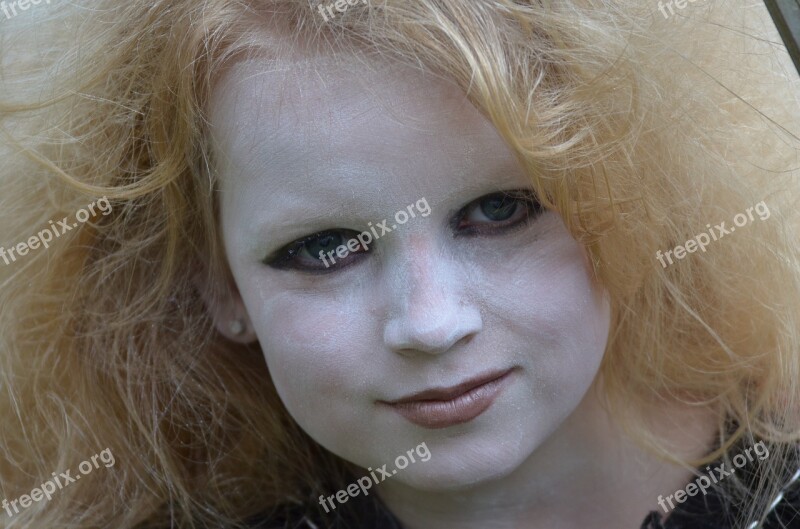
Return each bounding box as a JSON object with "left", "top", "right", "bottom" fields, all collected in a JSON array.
[
  {"left": 243, "top": 286, "right": 375, "bottom": 431},
  {"left": 522, "top": 248, "right": 609, "bottom": 363},
  {"left": 528, "top": 252, "right": 609, "bottom": 402},
  {"left": 473, "top": 219, "right": 610, "bottom": 397}
]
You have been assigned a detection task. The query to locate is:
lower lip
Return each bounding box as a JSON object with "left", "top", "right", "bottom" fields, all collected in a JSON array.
[{"left": 384, "top": 370, "right": 513, "bottom": 429}]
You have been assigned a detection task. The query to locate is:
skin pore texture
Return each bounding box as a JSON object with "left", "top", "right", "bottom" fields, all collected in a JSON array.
[{"left": 207, "top": 50, "right": 719, "bottom": 529}]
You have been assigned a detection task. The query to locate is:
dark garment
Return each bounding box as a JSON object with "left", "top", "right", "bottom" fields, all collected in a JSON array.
[
  {"left": 251, "top": 456, "right": 800, "bottom": 529},
  {"left": 640, "top": 457, "right": 800, "bottom": 529},
  {"left": 251, "top": 479, "right": 800, "bottom": 529},
  {"left": 640, "top": 475, "right": 800, "bottom": 528}
]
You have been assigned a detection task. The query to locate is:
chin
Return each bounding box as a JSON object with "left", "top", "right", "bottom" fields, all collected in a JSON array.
[{"left": 395, "top": 438, "right": 534, "bottom": 491}]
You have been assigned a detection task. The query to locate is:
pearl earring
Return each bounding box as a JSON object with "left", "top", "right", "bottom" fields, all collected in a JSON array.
[{"left": 229, "top": 319, "right": 246, "bottom": 336}]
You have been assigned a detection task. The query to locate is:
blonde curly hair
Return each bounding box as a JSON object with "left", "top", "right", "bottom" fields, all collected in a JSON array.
[{"left": 0, "top": 0, "right": 798, "bottom": 527}]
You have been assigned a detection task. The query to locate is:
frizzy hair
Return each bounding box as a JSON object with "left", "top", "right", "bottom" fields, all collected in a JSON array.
[{"left": 0, "top": 0, "right": 798, "bottom": 527}]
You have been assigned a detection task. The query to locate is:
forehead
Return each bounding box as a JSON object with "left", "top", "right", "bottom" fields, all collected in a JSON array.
[
  {"left": 210, "top": 53, "right": 515, "bottom": 176},
  {"left": 210, "top": 53, "right": 483, "bottom": 143},
  {"left": 206, "top": 51, "right": 527, "bottom": 242}
]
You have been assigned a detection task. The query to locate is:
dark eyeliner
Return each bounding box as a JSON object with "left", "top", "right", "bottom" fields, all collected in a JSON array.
[
  {"left": 263, "top": 229, "right": 367, "bottom": 272},
  {"left": 263, "top": 232, "right": 322, "bottom": 268}
]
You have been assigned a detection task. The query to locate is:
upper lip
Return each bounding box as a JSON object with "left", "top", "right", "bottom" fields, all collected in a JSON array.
[{"left": 382, "top": 369, "right": 513, "bottom": 404}]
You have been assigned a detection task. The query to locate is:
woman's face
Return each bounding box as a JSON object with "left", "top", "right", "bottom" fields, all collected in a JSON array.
[{"left": 209, "top": 54, "right": 611, "bottom": 489}]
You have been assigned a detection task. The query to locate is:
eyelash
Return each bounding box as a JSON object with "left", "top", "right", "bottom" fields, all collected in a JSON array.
[
  {"left": 264, "top": 189, "right": 544, "bottom": 272},
  {"left": 451, "top": 189, "right": 543, "bottom": 237}
]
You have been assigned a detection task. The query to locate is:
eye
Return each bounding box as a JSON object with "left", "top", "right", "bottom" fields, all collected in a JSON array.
[
  {"left": 454, "top": 189, "right": 544, "bottom": 235},
  {"left": 264, "top": 229, "right": 368, "bottom": 271}
]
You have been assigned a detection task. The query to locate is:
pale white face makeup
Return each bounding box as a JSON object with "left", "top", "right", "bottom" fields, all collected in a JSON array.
[{"left": 208, "top": 54, "right": 611, "bottom": 491}]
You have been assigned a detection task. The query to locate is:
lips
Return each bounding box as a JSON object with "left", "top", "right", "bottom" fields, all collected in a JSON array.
[{"left": 379, "top": 369, "right": 514, "bottom": 429}]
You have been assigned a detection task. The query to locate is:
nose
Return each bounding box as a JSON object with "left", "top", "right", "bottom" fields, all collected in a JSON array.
[{"left": 382, "top": 236, "right": 483, "bottom": 356}]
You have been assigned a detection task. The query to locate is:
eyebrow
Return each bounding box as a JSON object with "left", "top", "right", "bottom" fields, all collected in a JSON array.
[{"left": 242, "top": 189, "right": 383, "bottom": 256}]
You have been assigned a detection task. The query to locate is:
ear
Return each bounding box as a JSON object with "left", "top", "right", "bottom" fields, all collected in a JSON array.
[{"left": 196, "top": 269, "right": 259, "bottom": 344}]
